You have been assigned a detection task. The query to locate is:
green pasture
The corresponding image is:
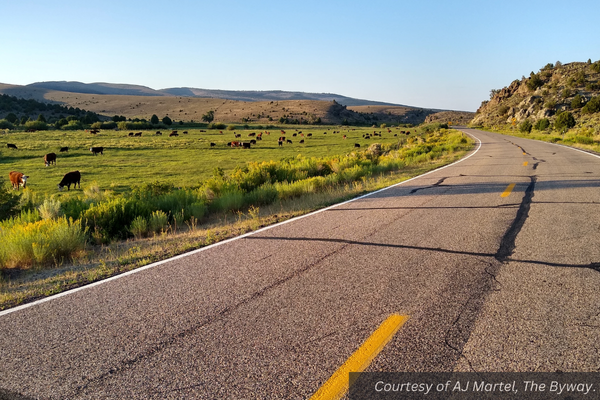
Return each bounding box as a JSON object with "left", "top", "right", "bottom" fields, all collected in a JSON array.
[{"left": 0, "top": 126, "right": 411, "bottom": 196}]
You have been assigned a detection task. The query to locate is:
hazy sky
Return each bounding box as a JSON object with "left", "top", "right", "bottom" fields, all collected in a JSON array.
[{"left": 2, "top": 0, "right": 598, "bottom": 111}]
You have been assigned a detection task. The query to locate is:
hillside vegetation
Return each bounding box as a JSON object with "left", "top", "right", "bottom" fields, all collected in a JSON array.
[
  {"left": 472, "top": 60, "right": 600, "bottom": 133},
  {"left": 0, "top": 84, "right": 441, "bottom": 126}
]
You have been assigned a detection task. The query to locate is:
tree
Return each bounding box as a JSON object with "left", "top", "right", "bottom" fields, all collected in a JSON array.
[
  {"left": 202, "top": 110, "right": 215, "bottom": 123},
  {"left": 20, "top": 116, "right": 29, "bottom": 125},
  {"left": 5, "top": 113, "right": 17, "bottom": 123},
  {"left": 162, "top": 116, "right": 172, "bottom": 126},
  {"left": 37, "top": 114, "right": 46, "bottom": 123},
  {"left": 534, "top": 118, "right": 550, "bottom": 131},
  {"left": 555, "top": 111, "right": 575, "bottom": 131},
  {"left": 150, "top": 114, "right": 159, "bottom": 124}
]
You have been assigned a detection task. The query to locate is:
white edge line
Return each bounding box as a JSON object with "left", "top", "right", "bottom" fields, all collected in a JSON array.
[{"left": 0, "top": 132, "right": 482, "bottom": 318}]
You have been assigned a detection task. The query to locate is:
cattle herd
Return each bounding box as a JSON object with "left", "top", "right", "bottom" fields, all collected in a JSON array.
[{"left": 5, "top": 126, "right": 414, "bottom": 193}]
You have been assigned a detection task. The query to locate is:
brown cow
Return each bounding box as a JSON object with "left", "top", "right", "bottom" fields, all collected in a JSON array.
[
  {"left": 9, "top": 171, "right": 28, "bottom": 190},
  {"left": 44, "top": 152, "right": 57, "bottom": 167}
]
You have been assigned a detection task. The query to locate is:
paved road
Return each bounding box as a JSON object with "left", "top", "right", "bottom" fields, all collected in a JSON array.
[{"left": 1, "top": 129, "right": 600, "bottom": 399}]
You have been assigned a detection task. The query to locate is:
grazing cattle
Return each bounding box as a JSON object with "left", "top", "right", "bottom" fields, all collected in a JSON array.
[
  {"left": 26, "top": 129, "right": 36, "bottom": 133},
  {"left": 280, "top": 130, "right": 286, "bottom": 134},
  {"left": 128, "top": 132, "right": 134, "bottom": 137},
  {"left": 59, "top": 146, "right": 69, "bottom": 152},
  {"left": 200, "top": 130, "right": 206, "bottom": 132},
  {"left": 7, "top": 143, "right": 17, "bottom": 150},
  {"left": 169, "top": 132, "right": 179, "bottom": 137},
  {"left": 235, "top": 134, "right": 241, "bottom": 138},
  {"left": 307, "top": 133, "right": 312, "bottom": 137},
  {"left": 90, "top": 146, "right": 104, "bottom": 155},
  {"left": 248, "top": 132, "right": 256, "bottom": 137},
  {"left": 242, "top": 142, "right": 251, "bottom": 149},
  {"left": 278, "top": 140, "right": 283, "bottom": 147},
  {"left": 230, "top": 141, "right": 241, "bottom": 147},
  {"left": 292, "top": 133, "right": 297, "bottom": 137},
  {"left": 134, "top": 132, "right": 142, "bottom": 137},
  {"left": 183, "top": 131, "right": 188, "bottom": 134},
  {"left": 250, "top": 139, "right": 257, "bottom": 145},
  {"left": 210, "top": 142, "right": 216, "bottom": 147},
  {"left": 343, "top": 135, "right": 347, "bottom": 139},
  {"left": 299, "top": 139, "right": 304, "bottom": 144},
  {"left": 256, "top": 136, "right": 262, "bottom": 141},
  {"left": 89, "top": 129, "right": 98, "bottom": 135},
  {"left": 286, "top": 139, "right": 292, "bottom": 144},
  {"left": 300, "top": 133, "right": 304, "bottom": 137},
  {"left": 279, "top": 136, "right": 286, "bottom": 142},
  {"left": 57, "top": 171, "right": 81, "bottom": 191},
  {"left": 44, "top": 152, "right": 57, "bottom": 167},
  {"left": 9, "top": 171, "right": 28, "bottom": 190},
  {"left": 354, "top": 143, "right": 361, "bottom": 148},
  {"left": 171, "top": 130, "right": 178, "bottom": 135},
  {"left": 323, "top": 132, "right": 327, "bottom": 134},
  {"left": 156, "top": 131, "right": 162, "bottom": 135},
  {"left": 394, "top": 134, "right": 397, "bottom": 137}
]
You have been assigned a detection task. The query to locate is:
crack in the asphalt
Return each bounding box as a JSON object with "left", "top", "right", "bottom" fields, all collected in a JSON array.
[
  {"left": 495, "top": 176, "right": 536, "bottom": 262},
  {"left": 409, "top": 177, "right": 448, "bottom": 194},
  {"left": 72, "top": 203, "right": 423, "bottom": 395}
]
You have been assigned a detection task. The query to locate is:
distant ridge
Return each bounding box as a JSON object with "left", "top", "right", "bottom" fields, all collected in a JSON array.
[{"left": 27, "top": 81, "right": 407, "bottom": 107}]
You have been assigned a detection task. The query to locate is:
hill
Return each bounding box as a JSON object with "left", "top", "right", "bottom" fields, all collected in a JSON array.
[
  {"left": 26, "top": 81, "right": 405, "bottom": 107},
  {"left": 0, "top": 83, "right": 441, "bottom": 126},
  {"left": 471, "top": 60, "right": 600, "bottom": 130}
]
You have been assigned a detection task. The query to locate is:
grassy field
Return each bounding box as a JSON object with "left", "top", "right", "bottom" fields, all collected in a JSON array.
[
  {"left": 0, "top": 124, "right": 474, "bottom": 310},
  {"left": 1, "top": 125, "right": 412, "bottom": 195}
]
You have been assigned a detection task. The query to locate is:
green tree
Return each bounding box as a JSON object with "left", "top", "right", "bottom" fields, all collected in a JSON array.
[
  {"left": 37, "top": 114, "right": 46, "bottom": 123},
  {"left": 526, "top": 72, "right": 543, "bottom": 91},
  {"left": 150, "top": 114, "right": 159, "bottom": 124},
  {"left": 0, "top": 178, "right": 20, "bottom": 220},
  {"left": 20, "top": 116, "right": 29, "bottom": 125},
  {"left": 202, "top": 110, "right": 215, "bottom": 123},
  {"left": 162, "top": 116, "right": 172, "bottom": 126},
  {"left": 5, "top": 113, "right": 17, "bottom": 123},
  {"left": 555, "top": 111, "right": 576, "bottom": 131}
]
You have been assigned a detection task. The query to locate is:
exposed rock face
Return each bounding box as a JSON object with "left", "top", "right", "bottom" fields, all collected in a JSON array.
[{"left": 472, "top": 61, "right": 600, "bottom": 128}]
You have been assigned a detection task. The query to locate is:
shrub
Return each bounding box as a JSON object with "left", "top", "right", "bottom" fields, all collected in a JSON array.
[
  {"left": 571, "top": 94, "right": 584, "bottom": 109},
  {"left": 544, "top": 100, "right": 556, "bottom": 110},
  {"left": 226, "top": 125, "right": 236, "bottom": 131},
  {"left": 519, "top": 120, "right": 532, "bottom": 133},
  {"left": 38, "top": 198, "right": 62, "bottom": 220},
  {"left": 24, "top": 120, "right": 48, "bottom": 130},
  {"left": 0, "top": 119, "right": 15, "bottom": 129},
  {"left": 81, "top": 197, "right": 150, "bottom": 241},
  {"left": 208, "top": 122, "right": 227, "bottom": 130},
  {"left": 498, "top": 105, "right": 510, "bottom": 116},
  {"left": 582, "top": 97, "right": 600, "bottom": 114},
  {"left": 0, "top": 217, "right": 86, "bottom": 269},
  {"left": 526, "top": 72, "right": 543, "bottom": 91},
  {"left": 534, "top": 118, "right": 550, "bottom": 131},
  {"left": 555, "top": 111, "right": 576, "bottom": 131},
  {"left": 149, "top": 210, "right": 169, "bottom": 233},
  {"left": 573, "top": 136, "right": 594, "bottom": 145},
  {"left": 129, "top": 216, "right": 148, "bottom": 239},
  {"left": 61, "top": 120, "right": 83, "bottom": 130},
  {"left": 0, "top": 179, "right": 20, "bottom": 220}
]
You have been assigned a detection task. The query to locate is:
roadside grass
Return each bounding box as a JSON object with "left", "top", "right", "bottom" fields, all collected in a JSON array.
[
  {"left": 0, "top": 152, "right": 471, "bottom": 311},
  {"left": 475, "top": 119, "right": 600, "bottom": 153}
]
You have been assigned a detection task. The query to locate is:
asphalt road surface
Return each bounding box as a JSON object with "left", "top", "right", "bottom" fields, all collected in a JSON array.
[{"left": 2, "top": 128, "right": 600, "bottom": 399}]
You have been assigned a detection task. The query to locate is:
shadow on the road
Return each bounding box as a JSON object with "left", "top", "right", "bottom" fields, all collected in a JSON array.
[{"left": 246, "top": 236, "right": 600, "bottom": 274}]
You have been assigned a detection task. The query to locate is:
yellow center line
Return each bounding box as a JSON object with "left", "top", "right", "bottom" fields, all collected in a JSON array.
[
  {"left": 523, "top": 161, "right": 528, "bottom": 166},
  {"left": 501, "top": 183, "right": 516, "bottom": 197},
  {"left": 310, "top": 314, "right": 409, "bottom": 400},
  {"left": 523, "top": 152, "right": 527, "bottom": 155}
]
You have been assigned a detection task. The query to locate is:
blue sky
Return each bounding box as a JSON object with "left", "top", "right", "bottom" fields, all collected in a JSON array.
[{"left": 1, "top": 0, "right": 598, "bottom": 111}]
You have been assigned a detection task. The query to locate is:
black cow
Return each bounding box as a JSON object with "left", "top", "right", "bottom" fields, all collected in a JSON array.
[
  {"left": 7, "top": 143, "right": 17, "bottom": 150},
  {"left": 58, "top": 171, "right": 81, "bottom": 191},
  {"left": 156, "top": 131, "right": 162, "bottom": 135},
  {"left": 210, "top": 142, "right": 216, "bottom": 147},
  {"left": 286, "top": 139, "right": 292, "bottom": 144},
  {"left": 90, "top": 147, "right": 103, "bottom": 155},
  {"left": 242, "top": 142, "right": 251, "bottom": 149},
  {"left": 134, "top": 132, "right": 142, "bottom": 137},
  {"left": 59, "top": 146, "right": 69, "bottom": 152},
  {"left": 354, "top": 143, "right": 361, "bottom": 148},
  {"left": 128, "top": 132, "right": 134, "bottom": 137},
  {"left": 299, "top": 139, "right": 305, "bottom": 144}
]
